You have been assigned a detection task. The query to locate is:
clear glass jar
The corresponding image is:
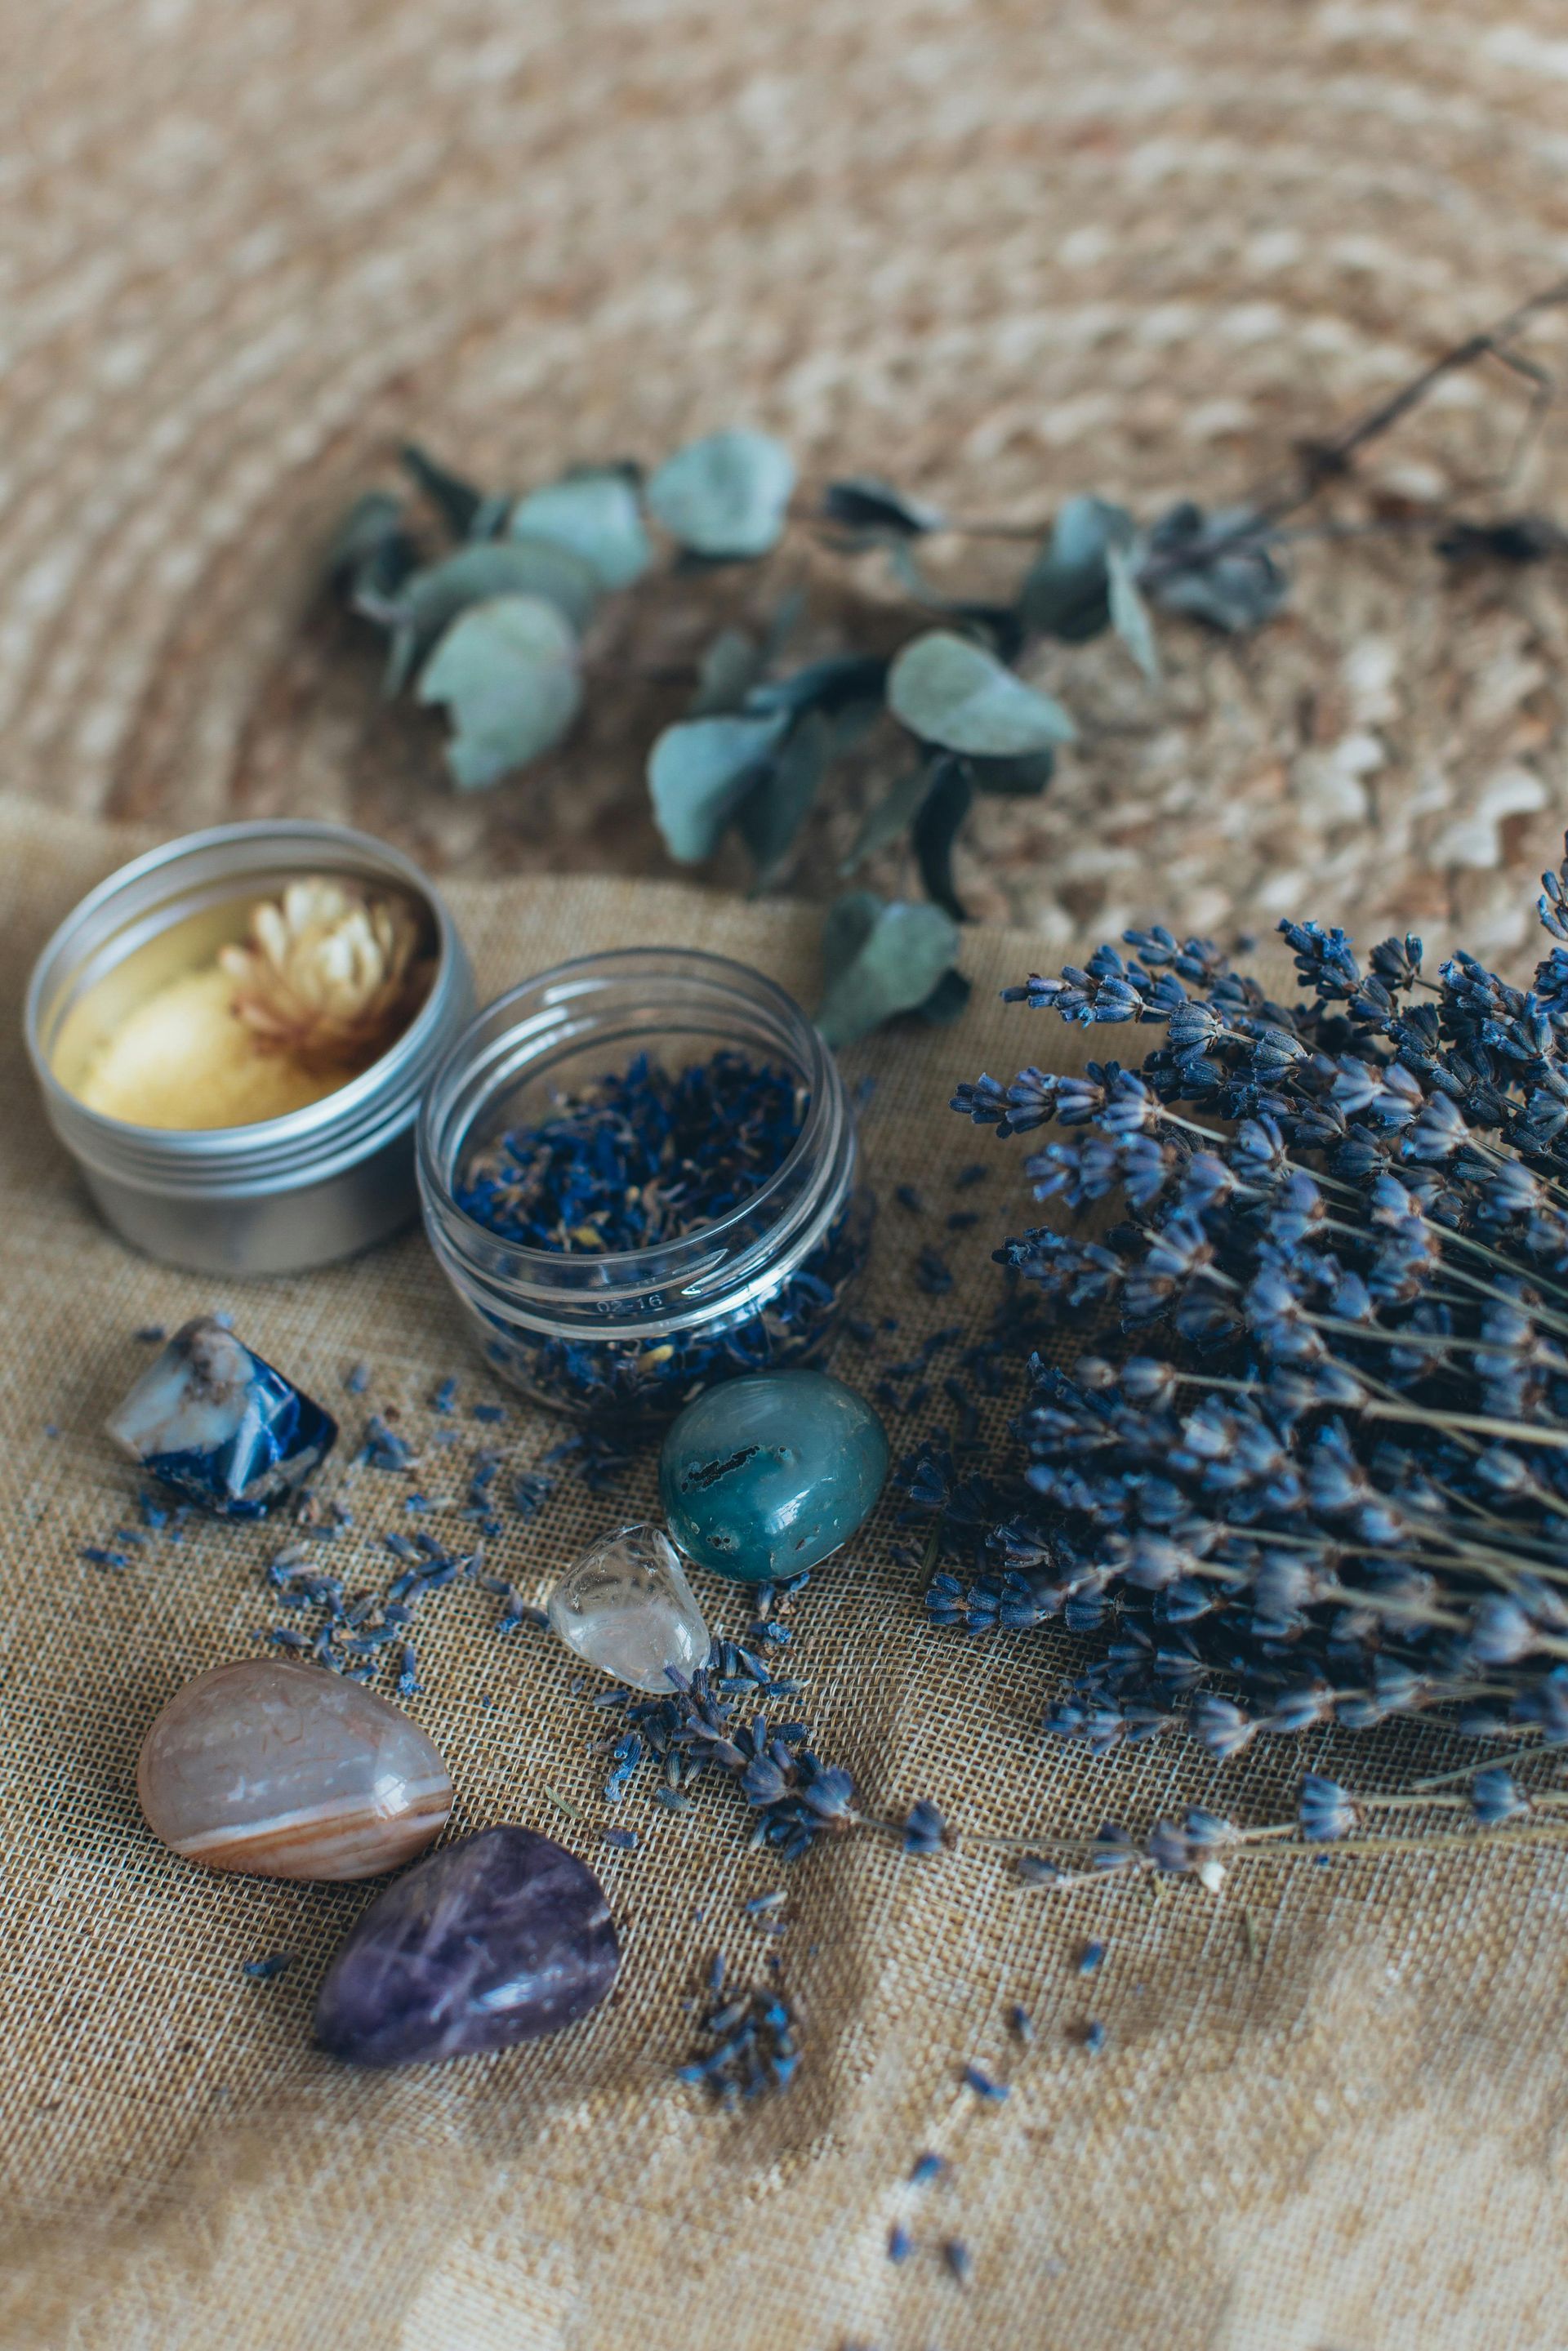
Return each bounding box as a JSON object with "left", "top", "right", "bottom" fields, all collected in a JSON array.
[{"left": 416, "top": 947, "right": 872, "bottom": 1421}]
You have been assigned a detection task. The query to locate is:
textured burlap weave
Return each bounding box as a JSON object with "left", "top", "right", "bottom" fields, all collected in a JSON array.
[{"left": 2, "top": 797, "right": 1566, "bottom": 2351}]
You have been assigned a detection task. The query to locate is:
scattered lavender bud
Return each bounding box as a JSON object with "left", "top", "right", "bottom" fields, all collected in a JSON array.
[
  {"left": 1472, "top": 1767, "right": 1530, "bottom": 1826},
  {"left": 902, "top": 1798, "right": 947, "bottom": 1855},
  {"left": 361, "top": 1416, "right": 412, "bottom": 1472},
  {"left": 679, "top": 1965, "right": 800, "bottom": 2103},
  {"left": 511, "top": 1471, "right": 555, "bottom": 1519},
  {"left": 914, "top": 1246, "right": 953, "bottom": 1296},
  {"left": 1298, "top": 1775, "right": 1357, "bottom": 1843}
]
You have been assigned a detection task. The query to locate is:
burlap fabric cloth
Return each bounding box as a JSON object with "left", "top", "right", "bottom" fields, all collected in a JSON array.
[{"left": 2, "top": 795, "right": 1565, "bottom": 2351}]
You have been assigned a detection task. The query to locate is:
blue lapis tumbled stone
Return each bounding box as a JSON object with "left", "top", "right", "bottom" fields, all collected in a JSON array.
[
  {"left": 658, "top": 1368, "right": 888, "bottom": 1583},
  {"left": 105, "top": 1315, "right": 336, "bottom": 1518}
]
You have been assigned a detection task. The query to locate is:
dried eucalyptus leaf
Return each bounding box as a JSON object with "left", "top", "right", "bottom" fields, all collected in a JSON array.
[
  {"left": 887, "top": 630, "right": 1076, "bottom": 757},
  {"left": 737, "top": 710, "right": 830, "bottom": 888},
  {"left": 840, "top": 762, "right": 939, "bottom": 873},
  {"left": 916, "top": 966, "right": 973, "bottom": 1026},
  {"left": 416, "top": 594, "right": 581, "bottom": 791},
  {"left": 746, "top": 654, "right": 889, "bottom": 717},
  {"left": 1018, "top": 496, "right": 1133, "bottom": 642},
  {"left": 510, "top": 470, "right": 652, "bottom": 590},
  {"left": 1141, "top": 502, "right": 1290, "bottom": 632},
  {"left": 690, "top": 629, "right": 765, "bottom": 717},
  {"left": 400, "top": 443, "right": 486, "bottom": 540},
  {"left": 822, "top": 477, "right": 945, "bottom": 537},
  {"left": 827, "top": 697, "right": 885, "bottom": 756},
  {"left": 969, "top": 747, "right": 1055, "bottom": 796},
  {"left": 816, "top": 893, "right": 962, "bottom": 1049},
  {"left": 647, "top": 429, "right": 795, "bottom": 559},
  {"left": 648, "top": 710, "right": 790, "bottom": 862},
  {"left": 1107, "top": 540, "right": 1161, "bottom": 683},
  {"left": 761, "top": 587, "right": 807, "bottom": 662},
  {"left": 820, "top": 888, "right": 881, "bottom": 977},
  {"left": 469, "top": 492, "right": 513, "bottom": 541},
  {"left": 911, "top": 755, "right": 974, "bottom": 922},
  {"left": 328, "top": 492, "right": 419, "bottom": 604},
  {"left": 385, "top": 540, "right": 599, "bottom": 693}
]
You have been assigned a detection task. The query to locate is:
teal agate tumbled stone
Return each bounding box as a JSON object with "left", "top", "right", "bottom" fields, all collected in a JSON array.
[{"left": 658, "top": 1369, "right": 889, "bottom": 1583}]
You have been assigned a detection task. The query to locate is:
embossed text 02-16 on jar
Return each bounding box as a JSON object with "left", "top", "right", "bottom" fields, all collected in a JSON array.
[{"left": 416, "top": 947, "right": 872, "bottom": 1421}]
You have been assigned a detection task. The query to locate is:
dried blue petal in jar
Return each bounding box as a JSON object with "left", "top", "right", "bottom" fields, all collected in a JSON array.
[{"left": 417, "top": 949, "right": 872, "bottom": 1422}]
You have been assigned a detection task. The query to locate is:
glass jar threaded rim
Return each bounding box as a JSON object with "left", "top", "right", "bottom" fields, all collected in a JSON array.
[{"left": 416, "top": 946, "right": 862, "bottom": 1352}]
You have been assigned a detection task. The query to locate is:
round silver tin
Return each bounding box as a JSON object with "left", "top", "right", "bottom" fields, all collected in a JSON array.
[{"left": 24, "top": 820, "right": 474, "bottom": 1277}]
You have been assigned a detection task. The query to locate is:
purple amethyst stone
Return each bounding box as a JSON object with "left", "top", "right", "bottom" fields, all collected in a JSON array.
[{"left": 314, "top": 1824, "right": 620, "bottom": 2068}]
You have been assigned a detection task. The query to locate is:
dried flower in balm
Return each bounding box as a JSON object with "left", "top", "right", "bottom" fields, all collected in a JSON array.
[
  {"left": 220, "top": 878, "right": 430, "bottom": 1074},
  {"left": 73, "top": 877, "right": 432, "bottom": 1130}
]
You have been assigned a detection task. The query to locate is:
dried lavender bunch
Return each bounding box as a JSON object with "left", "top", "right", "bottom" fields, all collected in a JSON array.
[{"left": 928, "top": 838, "right": 1568, "bottom": 1765}]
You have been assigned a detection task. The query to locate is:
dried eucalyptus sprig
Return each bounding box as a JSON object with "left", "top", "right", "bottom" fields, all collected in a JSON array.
[
  {"left": 324, "top": 285, "right": 1568, "bottom": 1038},
  {"left": 917, "top": 832, "right": 1568, "bottom": 1770}
]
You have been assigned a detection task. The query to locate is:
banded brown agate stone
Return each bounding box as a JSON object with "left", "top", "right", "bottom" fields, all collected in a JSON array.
[{"left": 136, "top": 1658, "right": 452, "bottom": 1881}]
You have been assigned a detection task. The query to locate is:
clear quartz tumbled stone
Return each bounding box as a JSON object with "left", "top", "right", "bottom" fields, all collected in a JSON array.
[{"left": 547, "top": 1523, "right": 710, "bottom": 1693}]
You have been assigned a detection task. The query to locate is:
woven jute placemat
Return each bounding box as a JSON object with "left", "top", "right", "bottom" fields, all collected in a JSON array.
[
  {"left": 0, "top": 795, "right": 1562, "bottom": 2351},
  {"left": 9, "top": 1, "right": 1568, "bottom": 969}
]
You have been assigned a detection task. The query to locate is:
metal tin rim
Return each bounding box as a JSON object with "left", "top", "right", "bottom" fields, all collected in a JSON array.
[{"left": 24, "top": 819, "right": 472, "bottom": 1187}]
